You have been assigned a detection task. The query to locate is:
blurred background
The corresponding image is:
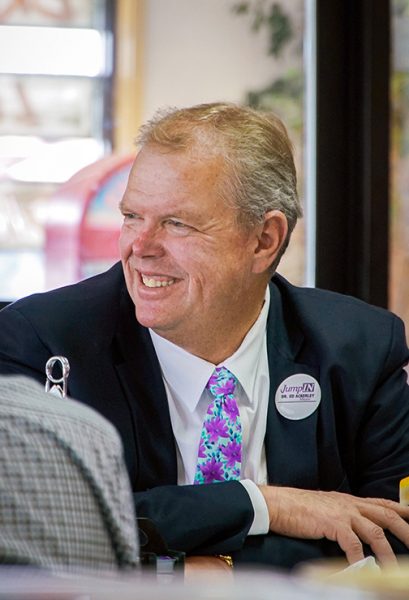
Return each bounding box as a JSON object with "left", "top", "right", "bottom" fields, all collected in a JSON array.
[{"left": 0, "top": 0, "right": 407, "bottom": 344}]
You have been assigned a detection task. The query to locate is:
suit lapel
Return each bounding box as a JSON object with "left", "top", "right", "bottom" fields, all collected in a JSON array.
[
  {"left": 114, "top": 287, "right": 177, "bottom": 489},
  {"left": 265, "top": 281, "right": 319, "bottom": 490}
]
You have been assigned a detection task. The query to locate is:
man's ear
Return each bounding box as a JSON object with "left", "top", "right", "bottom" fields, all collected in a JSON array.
[{"left": 252, "top": 210, "right": 288, "bottom": 274}]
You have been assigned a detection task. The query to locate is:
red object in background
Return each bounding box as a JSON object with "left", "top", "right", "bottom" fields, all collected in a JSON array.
[{"left": 45, "top": 154, "right": 135, "bottom": 290}]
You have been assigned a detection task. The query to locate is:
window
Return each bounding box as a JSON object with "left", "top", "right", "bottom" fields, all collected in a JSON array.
[{"left": 0, "top": 0, "right": 113, "bottom": 300}]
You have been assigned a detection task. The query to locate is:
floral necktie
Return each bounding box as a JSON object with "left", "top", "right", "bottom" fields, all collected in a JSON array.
[{"left": 194, "top": 366, "right": 242, "bottom": 484}]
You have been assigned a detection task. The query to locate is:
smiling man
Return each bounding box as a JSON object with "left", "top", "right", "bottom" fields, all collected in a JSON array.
[
  {"left": 1, "top": 103, "right": 409, "bottom": 573},
  {"left": 119, "top": 136, "right": 286, "bottom": 364}
]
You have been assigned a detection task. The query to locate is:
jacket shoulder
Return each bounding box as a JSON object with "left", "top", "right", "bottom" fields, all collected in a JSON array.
[
  {"left": 271, "top": 273, "right": 408, "bottom": 366},
  {"left": 1, "top": 263, "right": 127, "bottom": 342},
  {"left": 8, "top": 262, "right": 124, "bottom": 316},
  {"left": 272, "top": 273, "right": 400, "bottom": 331}
]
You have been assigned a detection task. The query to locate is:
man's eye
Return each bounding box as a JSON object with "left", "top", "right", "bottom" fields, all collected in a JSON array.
[
  {"left": 165, "top": 219, "right": 194, "bottom": 236},
  {"left": 168, "top": 219, "right": 186, "bottom": 228},
  {"left": 166, "top": 219, "right": 190, "bottom": 230}
]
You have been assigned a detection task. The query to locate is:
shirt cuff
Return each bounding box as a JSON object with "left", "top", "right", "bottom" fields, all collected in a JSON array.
[{"left": 239, "top": 479, "right": 269, "bottom": 535}]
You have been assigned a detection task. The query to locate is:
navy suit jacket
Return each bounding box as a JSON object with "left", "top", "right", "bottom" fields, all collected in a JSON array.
[{"left": 1, "top": 262, "right": 409, "bottom": 568}]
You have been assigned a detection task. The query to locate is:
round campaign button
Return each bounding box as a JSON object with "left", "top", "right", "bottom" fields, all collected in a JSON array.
[{"left": 275, "top": 373, "right": 321, "bottom": 420}]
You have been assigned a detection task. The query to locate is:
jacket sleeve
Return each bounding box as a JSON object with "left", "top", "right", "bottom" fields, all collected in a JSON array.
[
  {"left": 0, "top": 304, "right": 49, "bottom": 383},
  {"left": 339, "top": 312, "right": 409, "bottom": 558},
  {"left": 134, "top": 480, "right": 254, "bottom": 555},
  {"left": 353, "top": 314, "right": 409, "bottom": 501}
]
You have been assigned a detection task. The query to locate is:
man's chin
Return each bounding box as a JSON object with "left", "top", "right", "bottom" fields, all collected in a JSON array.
[{"left": 134, "top": 309, "right": 170, "bottom": 331}]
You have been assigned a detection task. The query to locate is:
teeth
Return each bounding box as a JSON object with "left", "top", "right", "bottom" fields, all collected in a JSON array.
[{"left": 141, "top": 275, "right": 175, "bottom": 288}]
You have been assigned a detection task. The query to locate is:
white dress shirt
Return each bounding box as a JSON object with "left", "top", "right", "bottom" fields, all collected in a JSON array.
[{"left": 149, "top": 288, "right": 271, "bottom": 535}]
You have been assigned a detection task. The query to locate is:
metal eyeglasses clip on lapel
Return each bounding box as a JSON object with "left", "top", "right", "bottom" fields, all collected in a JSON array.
[{"left": 45, "top": 356, "right": 70, "bottom": 398}]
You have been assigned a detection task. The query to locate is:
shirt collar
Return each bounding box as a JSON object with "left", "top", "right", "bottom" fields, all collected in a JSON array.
[
  {"left": 223, "top": 286, "right": 270, "bottom": 401},
  {"left": 150, "top": 287, "right": 270, "bottom": 412}
]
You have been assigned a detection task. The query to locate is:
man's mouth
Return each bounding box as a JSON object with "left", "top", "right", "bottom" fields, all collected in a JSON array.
[{"left": 141, "top": 274, "right": 176, "bottom": 288}]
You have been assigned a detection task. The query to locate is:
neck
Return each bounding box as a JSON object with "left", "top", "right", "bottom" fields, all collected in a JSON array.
[{"left": 153, "top": 297, "right": 266, "bottom": 365}]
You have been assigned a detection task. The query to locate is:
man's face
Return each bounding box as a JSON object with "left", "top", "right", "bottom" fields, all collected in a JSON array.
[{"left": 119, "top": 146, "right": 267, "bottom": 357}]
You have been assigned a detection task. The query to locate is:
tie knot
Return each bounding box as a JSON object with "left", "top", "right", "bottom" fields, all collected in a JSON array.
[{"left": 206, "top": 366, "right": 237, "bottom": 398}]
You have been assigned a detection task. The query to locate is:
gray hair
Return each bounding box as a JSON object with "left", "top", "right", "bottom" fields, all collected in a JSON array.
[{"left": 136, "top": 102, "right": 303, "bottom": 268}]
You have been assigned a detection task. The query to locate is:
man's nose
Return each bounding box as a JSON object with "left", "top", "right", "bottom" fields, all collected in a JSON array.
[{"left": 131, "top": 225, "right": 164, "bottom": 258}]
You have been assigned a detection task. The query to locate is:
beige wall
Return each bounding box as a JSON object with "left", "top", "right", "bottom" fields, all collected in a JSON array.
[
  {"left": 142, "top": 0, "right": 296, "bottom": 119},
  {"left": 114, "top": 0, "right": 302, "bottom": 149}
]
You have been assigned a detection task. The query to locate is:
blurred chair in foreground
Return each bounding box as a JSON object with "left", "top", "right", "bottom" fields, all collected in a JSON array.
[{"left": 0, "top": 375, "right": 139, "bottom": 572}]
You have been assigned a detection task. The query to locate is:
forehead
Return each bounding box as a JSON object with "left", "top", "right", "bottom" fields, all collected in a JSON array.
[{"left": 127, "top": 146, "right": 225, "bottom": 196}]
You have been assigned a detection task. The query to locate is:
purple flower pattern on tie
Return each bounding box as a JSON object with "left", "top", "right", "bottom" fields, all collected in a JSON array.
[
  {"left": 222, "top": 441, "right": 241, "bottom": 468},
  {"left": 194, "top": 366, "right": 242, "bottom": 484},
  {"left": 205, "top": 416, "right": 229, "bottom": 443}
]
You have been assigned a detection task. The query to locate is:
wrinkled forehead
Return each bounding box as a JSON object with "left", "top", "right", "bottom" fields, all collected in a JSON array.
[
  {"left": 131, "top": 140, "right": 228, "bottom": 181},
  {"left": 138, "top": 116, "right": 232, "bottom": 160},
  {"left": 126, "top": 144, "right": 229, "bottom": 200}
]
